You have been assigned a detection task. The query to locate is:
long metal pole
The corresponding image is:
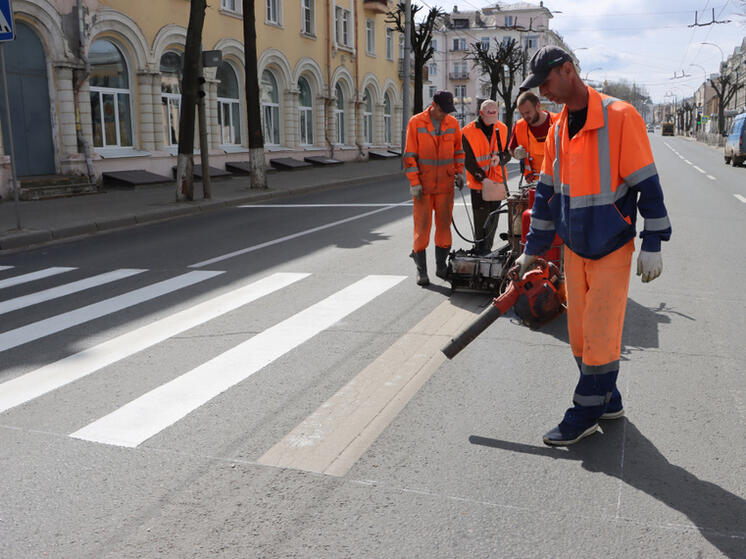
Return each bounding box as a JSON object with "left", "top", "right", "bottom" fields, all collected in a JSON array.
[
  {"left": 0, "top": 43, "right": 21, "bottom": 230},
  {"left": 400, "top": 0, "right": 411, "bottom": 169}
]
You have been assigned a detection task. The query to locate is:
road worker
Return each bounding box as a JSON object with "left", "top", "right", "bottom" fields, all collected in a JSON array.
[
  {"left": 403, "top": 90, "right": 465, "bottom": 286},
  {"left": 462, "top": 99, "right": 510, "bottom": 254},
  {"left": 515, "top": 46, "right": 672, "bottom": 446},
  {"left": 508, "top": 90, "right": 558, "bottom": 183}
]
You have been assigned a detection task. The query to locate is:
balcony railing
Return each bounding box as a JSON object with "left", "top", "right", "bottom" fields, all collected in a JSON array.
[
  {"left": 398, "top": 60, "right": 429, "bottom": 81},
  {"left": 449, "top": 71, "right": 469, "bottom": 80}
]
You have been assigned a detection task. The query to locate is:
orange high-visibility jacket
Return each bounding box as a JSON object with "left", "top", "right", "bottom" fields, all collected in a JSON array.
[
  {"left": 513, "top": 112, "right": 558, "bottom": 179},
  {"left": 403, "top": 110, "right": 465, "bottom": 194},
  {"left": 526, "top": 86, "right": 671, "bottom": 259},
  {"left": 462, "top": 120, "right": 508, "bottom": 190}
]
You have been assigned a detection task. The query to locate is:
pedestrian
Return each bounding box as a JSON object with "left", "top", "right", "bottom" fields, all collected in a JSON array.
[
  {"left": 515, "top": 46, "right": 672, "bottom": 446},
  {"left": 508, "top": 90, "right": 558, "bottom": 183},
  {"left": 462, "top": 99, "right": 510, "bottom": 254},
  {"left": 403, "top": 90, "right": 465, "bottom": 286}
]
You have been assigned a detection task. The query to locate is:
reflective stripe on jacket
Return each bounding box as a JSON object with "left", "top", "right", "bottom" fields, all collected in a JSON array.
[
  {"left": 462, "top": 120, "right": 508, "bottom": 190},
  {"left": 403, "top": 110, "right": 465, "bottom": 194},
  {"left": 514, "top": 112, "right": 557, "bottom": 179},
  {"left": 525, "top": 86, "right": 671, "bottom": 260}
]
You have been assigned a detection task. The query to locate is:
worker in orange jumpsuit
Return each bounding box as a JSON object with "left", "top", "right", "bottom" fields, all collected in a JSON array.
[
  {"left": 403, "top": 90, "right": 465, "bottom": 286},
  {"left": 516, "top": 46, "right": 672, "bottom": 446},
  {"left": 462, "top": 99, "right": 510, "bottom": 254},
  {"left": 508, "top": 90, "right": 558, "bottom": 183}
]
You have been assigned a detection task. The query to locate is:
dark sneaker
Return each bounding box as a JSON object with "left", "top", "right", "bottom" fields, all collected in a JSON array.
[
  {"left": 543, "top": 423, "right": 598, "bottom": 446},
  {"left": 600, "top": 408, "right": 625, "bottom": 420}
]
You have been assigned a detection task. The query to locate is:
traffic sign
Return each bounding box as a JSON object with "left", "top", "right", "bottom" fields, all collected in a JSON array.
[{"left": 0, "top": 0, "right": 15, "bottom": 42}]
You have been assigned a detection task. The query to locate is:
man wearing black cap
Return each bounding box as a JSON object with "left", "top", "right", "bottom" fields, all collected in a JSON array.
[
  {"left": 403, "top": 90, "right": 465, "bottom": 286},
  {"left": 514, "top": 46, "right": 672, "bottom": 446}
]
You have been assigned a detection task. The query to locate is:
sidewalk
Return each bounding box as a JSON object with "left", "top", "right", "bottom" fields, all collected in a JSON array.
[{"left": 0, "top": 158, "right": 405, "bottom": 252}]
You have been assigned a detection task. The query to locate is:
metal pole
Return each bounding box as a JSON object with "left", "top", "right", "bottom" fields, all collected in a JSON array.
[
  {"left": 0, "top": 43, "right": 21, "bottom": 230},
  {"left": 400, "top": 0, "right": 411, "bottom": 169}
]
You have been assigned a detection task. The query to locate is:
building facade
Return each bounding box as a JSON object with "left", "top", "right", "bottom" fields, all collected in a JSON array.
[{"left": 0, "top": 0, "right": 403, "bottom": 199}]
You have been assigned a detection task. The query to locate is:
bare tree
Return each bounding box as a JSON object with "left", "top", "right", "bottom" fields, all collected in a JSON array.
[
  {"left": 242, "top": 0, "right": 267, "bottom": 188},
  {"left": 709, "top": 73, "right": 744, "bottom": 134},
  {"left": 386, "top": 3, "right": 443, "bottom": 114},
  {"left": 466, "top": 37, "right": 526, "bottom": 133}
]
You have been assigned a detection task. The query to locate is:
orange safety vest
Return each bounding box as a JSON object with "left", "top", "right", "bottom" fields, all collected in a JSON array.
[
  {"left": 462, "top": 120, "right": 508, "bottom": 190},
  {"left": 514, "top": 112, "right": 557, "bottom": 180},
  {"left": 403, "top": 110, "right": 465, "bottom": 194}
]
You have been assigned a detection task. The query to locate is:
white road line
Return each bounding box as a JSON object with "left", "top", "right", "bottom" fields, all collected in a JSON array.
[
  {"left": 70, "top": 274, "right": 405, "bottom": 448},
  {"left": 0, "top": 265, "right": 14, "bottom": 271},
  {"left": 678, "top": 155, "right": 685, "bottom": 159},
  {"left": 0, "top": 267, "right": 76, "bottom": 290},
  {"left": 238, "top": 203, "right": 412, "bottom": 208},
  {"left": 707, "top": 175, "right": 716, "bottom": 181},
  {"left": 189, "top": 201, "right": 410, "bottom": 268},
  {"left": 735, "top": 194, "right": 746, "bottom": 204},
  {"left": 693, "top": 166, "right": 706, "bottom": 173},
  {"left": 0, "top": 269, "right": 146, "bottom": 316},
  {"left": 0, "top": 270, "right": 222, "bottom": 353},
  {"left": 258, "top": 293, "right": 487, "bottom": 477},
  {"left": 683, "top": 159, "right": 692, "bottom": 165},
  {"left": 0, "top": 273, "right": 308, "bottom": 414}
]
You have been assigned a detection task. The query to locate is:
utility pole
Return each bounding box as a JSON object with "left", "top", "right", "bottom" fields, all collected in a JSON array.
[
  {"left": 242, "top": 0, "right": 267, "bottom": 189},
  {"left": 175, "top": 0, "right": 207, "bottom": 201},
  {"left": 197, "top": 53, "right": 211, "bottom": 199},
  {"left": 400, "top": 0, "right": 411, "bottom": 168}
]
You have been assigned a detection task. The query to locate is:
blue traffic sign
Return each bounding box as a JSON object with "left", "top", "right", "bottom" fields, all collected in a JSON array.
[{"left": 0, "top": 0, "right": 15, "bottom": 42}]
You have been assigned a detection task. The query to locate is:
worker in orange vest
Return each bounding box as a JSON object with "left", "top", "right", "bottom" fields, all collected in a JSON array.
[
  {"left": 508, "top": 90, "right": 558, "bottom": 183},
  {"left": 516, "top": 46, "right": 671, "bottom": 446},
  {"left": 403, "top": 90, "right": 465, "bottom": 286},
  {"left": 462, "top": 99, "right": 510, "bottom": 254}
]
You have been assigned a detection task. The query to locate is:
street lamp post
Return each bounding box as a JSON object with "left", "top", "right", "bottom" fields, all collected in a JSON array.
[
  {"left": 584, "top": 67, "right": 602, "bottom": 82},
  {"left": 699, "top": 42, "right": 725, "bottom": 65}
]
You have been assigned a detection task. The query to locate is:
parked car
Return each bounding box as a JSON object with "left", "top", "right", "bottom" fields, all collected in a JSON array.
[
  {"left": 661, "top": 122, "right": 674, "bottom": 136},
  {"left": 647, "top": 124, "right": 654, "bottom": 132},
  {"left": 724, "top": 112, "right": 746, "bottom": 167}
]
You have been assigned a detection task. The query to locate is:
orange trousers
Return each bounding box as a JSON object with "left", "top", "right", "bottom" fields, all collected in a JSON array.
[
  {"left": 564, "top": 240, "right": 634, "bottom": 374},
  {"left": 412, "top": 191, "right": 454, "bottom": 252}
]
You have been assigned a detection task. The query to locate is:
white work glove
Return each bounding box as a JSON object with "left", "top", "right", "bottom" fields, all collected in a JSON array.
[
  {"left": 410, "top": 184, "right": 422, "bottom": 199},
  {"left": 454, "top": 174, "right": 465, "bottom": 190},
  {"left": 514, "top": 252, "right": 537, "bottom": 278},
  {"left": 513, "top": 146, "right": 528, "bottom": 160},
  {"left": 636, "top": 250, "right": 663, "bottom": 283}
]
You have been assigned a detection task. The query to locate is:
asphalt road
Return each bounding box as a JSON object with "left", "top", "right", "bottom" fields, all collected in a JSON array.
[{"left": 0, "top": 139, "right": 744, "bottom": 558}]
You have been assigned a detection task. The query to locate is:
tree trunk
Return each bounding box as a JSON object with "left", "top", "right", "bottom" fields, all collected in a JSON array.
[
  {"left": 413, "top": 59, "right": 423, "bottom": 114},
  {"left": 175, "top": 0, "right": 206, "bottom": 201},
  {"left": 242, "top": 0, "right": 267, "bottom": 189}
]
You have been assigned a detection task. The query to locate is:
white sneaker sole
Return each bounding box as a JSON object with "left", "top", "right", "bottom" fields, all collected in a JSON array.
[
  {"left": 600, "top": 409, "right": 625, "bottom": 420},
  {"left": 543, "top": 423, "right": 599, "bottom": 446}
]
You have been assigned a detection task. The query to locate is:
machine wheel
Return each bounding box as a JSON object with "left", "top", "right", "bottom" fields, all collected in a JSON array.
[
  {"left": 724, "top": 154, "right": 731, "bottom": 164},
  {"left": 732, "top": 156, "right": 741, "bottom": 167}
]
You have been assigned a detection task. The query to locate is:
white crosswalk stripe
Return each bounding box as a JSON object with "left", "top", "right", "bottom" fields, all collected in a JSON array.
[
  {"left": 70, "top": 274, "right": 406, "bottom": 448},
  {"left": 0, "top": 265, "right": 14, "bottom": 272},
  {"left": 0, "top": 267, "right": 76, "bottom": 289}
]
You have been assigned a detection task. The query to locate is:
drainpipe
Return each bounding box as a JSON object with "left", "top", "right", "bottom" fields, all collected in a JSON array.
[
  {"left": 353, "top": 1, "right": 364, "bottom": 159},
  {"left": 325, "top": 0, "right": 334, "bottom": 159},
  {"left": 73, "top": 0, "right": 94, "bottom": 182}
]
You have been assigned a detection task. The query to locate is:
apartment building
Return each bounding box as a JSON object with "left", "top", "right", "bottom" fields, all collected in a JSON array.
[
  {"left": 423, "top": 2, "right": 574, "bottom": 126},
  {"left": 0, "top": 0, "right": 402, "bottom": 198}
]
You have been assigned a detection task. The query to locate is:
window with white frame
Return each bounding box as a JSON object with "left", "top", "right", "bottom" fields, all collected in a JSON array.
[
  {"left": 89, "top": 40, "right": 133, "bottom": 148},
  {"left": 334, "top": 83, "right": 345, "bottom": 144},
  {"left": 301, "top": 0, "right": 314, "bottom": 35},
  {"left": 481, "top": 37, "right": 490, "bottom": 50},
  {"left": 160, "top": 51, "right": 182, "bottom": 147},
  {"left": 363, "top": 88, "right": 373, "bottom": 144},
  {"left": 366, "top": 18, "right": 375, "bottom": 55},
  {"left": 505, "top": 15, "right": 514, "bottom": 27},
  {"left": 455, "top": 84, "right": 466, "bottom": 98},
  {"left": 431, "top": 39, "right": 437, "bottom": 51},
  {"left": 429, "top": 62, "right": 437, "bottom": 76},
  {"left": 452, "top": 38, "right": 466, "bottom": 51},
  {"left": 266, "top": 0, "right": 280, "bottom": 24},
  {"left": 261, "top": 69, "right": 280, "bottom": 145},
  {"left": 221, "top": 0, "right": 239, "bottom": 12},
  {"left": 298, "top": 76, "right": 314, "bottom": 145},
  {"left": 428, "top": 85, "right": 437, "bottom": 99},
  {"left": 386, "top": 28, "right": 394, "bottom": 60},
  {"left": 335, "top": 6, "right": 352, "bottom": 48},
  {"left": 384, "top": 92, "right": 392, "bottom": 144},
  {"left": 525, "top": 35, "right": 538, "bottom": 49},
  {"left": 216, "top": 62, "right": 241, "bottom": 146}
]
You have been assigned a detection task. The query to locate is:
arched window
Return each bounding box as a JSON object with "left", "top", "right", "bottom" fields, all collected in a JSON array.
[
  {"left": 298, "top": 76, "right": 314, "bottom": 145},
  {"left": 363, "top": 88, "right": 374, "bottom": 144},
  {"left": 160, "top": 51, "right": 182, "bottom": 146},
  {"left": 217, "top": 62, "right": 241, "bottom": 145},
  {"left": 261, "top": 70, "right": 280, "bottom": 145},
  {"left": 384, "top": 92, "right": 392, "bottom": 144},
  {"left": 335, "top": 83, "right": 345, "bottom": 144},
  {"left": 89, "top": 40, "right": 133, "bottom": 148}
]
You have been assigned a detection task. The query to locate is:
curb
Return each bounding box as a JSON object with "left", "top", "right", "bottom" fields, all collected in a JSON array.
[{"left": 0, "top": 171, "right": 405, "bottom": 253}]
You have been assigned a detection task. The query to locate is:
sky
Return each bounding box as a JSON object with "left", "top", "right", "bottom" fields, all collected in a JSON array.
[{"left": 413, "top": 0, "right": 746, "bottom": 103}]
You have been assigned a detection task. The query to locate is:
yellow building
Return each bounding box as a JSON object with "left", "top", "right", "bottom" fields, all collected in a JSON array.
[{"left": 0, "top": 0, "right": 403, "bottom": 198}]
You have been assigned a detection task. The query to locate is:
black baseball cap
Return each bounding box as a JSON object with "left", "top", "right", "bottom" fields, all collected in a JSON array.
[
  {"left": 520, "top": 46, "right": 573, "bottom": 90},
  {"left": 433, "top": 90, "right": 456, "bottom": 113}
]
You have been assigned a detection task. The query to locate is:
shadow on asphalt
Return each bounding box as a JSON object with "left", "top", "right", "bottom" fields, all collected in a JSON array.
[{"left": 469, "top": 420, "right": 746, "bottom": 558}]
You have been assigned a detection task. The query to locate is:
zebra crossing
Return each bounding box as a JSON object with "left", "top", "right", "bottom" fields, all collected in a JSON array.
[{"left": 0, "top": 265, "right": 411, "bottom": 458}]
